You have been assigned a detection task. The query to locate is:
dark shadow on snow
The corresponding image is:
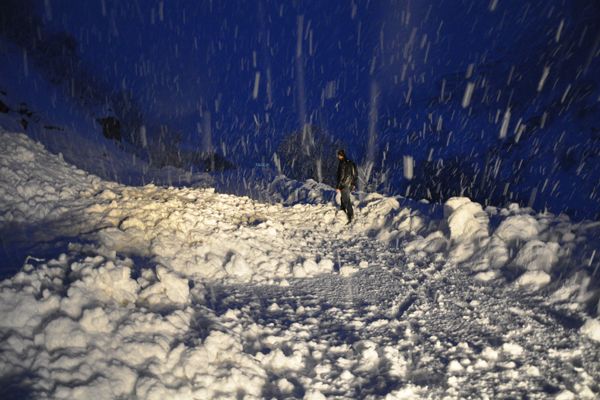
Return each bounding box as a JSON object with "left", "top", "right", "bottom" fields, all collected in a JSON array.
[
  {"left": 0, "top": 372, "right": 37, "bottom": 400},
  {"left": 0, "top": 220, "right": 98, "bottom": 280}
]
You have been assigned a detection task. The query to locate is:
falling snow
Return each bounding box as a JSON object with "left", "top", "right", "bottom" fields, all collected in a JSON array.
[{"left": 1, "top": 0, "right": 600, "bottom": 398}]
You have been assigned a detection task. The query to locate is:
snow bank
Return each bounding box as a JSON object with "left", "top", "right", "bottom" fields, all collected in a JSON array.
[
  {"left": 1, "top": 132, "right": 338, "bottom": 285},
  {"left": 0, "top": 132, "right": 100, "bottom": 223},
  {"left": 444, "top": 197, "right": 489, "bottom": 241},
  {"left": 443, "top": 197, "right": 490, "bottom": 263},
  {"left": 0, "top": 131, "right": 428, "bottom": 287},
  {"left": 0, "top": 251, "right": 273, "bottom": 399},
  {"left": 2, "top": 132, "right": 600, "bottom": 397},
  {"left": 3, "top": 131, "right": 597, "bottom": 303},
  {"left": 442, "top": 196, "right": 600, "bottom": 342},
  {"left": 268, "top": 175, "right": 430, "bottom": 242},
  {"left": 0, "top": 245, "right": 430, "bottom": 398}
]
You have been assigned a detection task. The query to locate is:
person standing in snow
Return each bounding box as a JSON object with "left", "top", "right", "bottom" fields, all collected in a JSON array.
[{"left": 336, "top": 149, "right": 358, "bottom": 224}]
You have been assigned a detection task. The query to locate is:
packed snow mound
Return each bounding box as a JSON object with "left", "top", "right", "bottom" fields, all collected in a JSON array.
[
  {"left": 0, "top": 132, "right": 101, "bottom": 223},
  {"left": 1, "top": 130, "right": 599, "bottom": 306},
  {"left": 0, "top": 255, "right": 267, "bottom": 399},
  {"left": 0, "top": 131, "right": 428, "bottom": 286},
  {"left": 444, "top": 197, "right": 489, "bottom": 241},
  {"left": 440, "top": 196, "right": 600, "bottom": 337},
  {"left": 495, "top": 214, "right": 541, "bottom": 243},
  {"left": 581, "top": 319, "right": 600, "bottom": 343}
]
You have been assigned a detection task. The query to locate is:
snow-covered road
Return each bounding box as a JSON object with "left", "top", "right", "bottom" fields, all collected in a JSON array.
[{"left": 1, "top": 131, "right": 599, "bottom": 399}]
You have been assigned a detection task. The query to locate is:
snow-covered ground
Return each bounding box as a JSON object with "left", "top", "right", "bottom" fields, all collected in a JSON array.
[{"left": 1, "top": 130, "right": 600, "bottom": 399}]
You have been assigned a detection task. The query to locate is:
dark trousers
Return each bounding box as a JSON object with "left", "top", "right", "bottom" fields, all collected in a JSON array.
[{"left": 340, "top": 187, "right": 353, "bottom": 221}]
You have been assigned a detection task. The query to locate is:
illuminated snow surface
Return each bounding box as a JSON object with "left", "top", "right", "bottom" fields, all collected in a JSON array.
[{"left": 1, "top": 131, "right": 600, "bottom": 399}]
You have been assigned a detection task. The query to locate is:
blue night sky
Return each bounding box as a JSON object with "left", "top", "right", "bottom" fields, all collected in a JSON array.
[{"left": 32, "top": 0, "right": 591, "bottom": 157}]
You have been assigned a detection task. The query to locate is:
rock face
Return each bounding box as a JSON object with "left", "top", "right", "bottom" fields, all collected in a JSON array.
[{"left": 96, "top": 117, "right": 122, "bottom": 142}]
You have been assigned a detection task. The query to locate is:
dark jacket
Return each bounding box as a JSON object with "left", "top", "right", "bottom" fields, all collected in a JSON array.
[{"left": 336, "top": 158, "right": 357, "bottom": 190}]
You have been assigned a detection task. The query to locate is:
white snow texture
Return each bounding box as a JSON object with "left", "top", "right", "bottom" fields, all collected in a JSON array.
[{"left": 1, "top": 131, "right": 600, "bottom": 399}]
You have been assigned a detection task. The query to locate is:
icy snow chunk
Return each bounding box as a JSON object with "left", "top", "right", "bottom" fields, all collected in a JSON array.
[
  {"left": 512, "top": 240, "right": 559, "bottom": 272},
  {"left": 224, "top": 253, "right": 253, "bottom": 280},
  {"left": 448, "top": 360, "right": 465, "bottom": 373},
  {"left": 290, "top": 257, "right": 330, "bottom": 278},
  {"left": 119, "top": 216, "right": 146, "bottom": 231},
  {"left": 468, "top": 237, "right": 510, "bottom": 271},
  {"left": 549, "top": 271, "right": 593, "bottom": 304},
  {"left": 555, "top": 390, "right": 576, "bottom": 400},
  {"left": 303, "top": 258, "right": 320, "bottom": 275},
  {"left": 580, "top": 319, "right": 600, "bottom": 342},
  {"left": 444, "top": 197, "right": 472, "bottom": 218},
  {"left": 340, "top": 369, "right": 356, "bottom": 381},
  {"left": 481, "top": 347, "right": 499, "bottom": 361},
  {"left": 384, "top": 385, "right": 424, "bottom": 399},
  {"left": 0, "top": 289, "right": 60, "bottom": 332},
  {"left": 361, "top": 195, "right": 401, "bottom": 228},
  {"left": 304, "top": 389, "right": 327, "bottom": 400},
  {"left": 53, "top": 365, "right": 137, "bottom": 400},
  {"left": 14, "top": 145, "right": 35, "bottom": 162},
  {"left": 261, "top": 348, "right": 305, "bottom": 373},
  {"left": 293, "top": 264, "right": 308, "bottom": 278},
  {"left": 156, "top": 266, "right": 189, "bottom": 304},
  {"left": 474, "top": 270, "right": 500, "bottom": 282},
  {"left": 5, "top": 335, "right": 29, "bottom": 354},
  {"left": 61, "top": 261, "right": 138, "bottom": 318},
  {"left": 404, "top": 231, "right": 448, "bottom": 253},
  {"left": 495, "top": 215, "right": 540, "bottom": 243},
  {"left": 139, "top": 267, "right": 190, "bottom": 309},
  {"left": 279, "top": 279, "right": 290, "bottom": 287},
  {"left": 179, "top": 330, "right": 266, "bottom": 397},
  {"left": 98, "top": 189, "right": 118, "bottom": 200},
  {"left": 383, "top": 346, "right": 408, "bottom": 378},
  {"left": 474, "top": 359, "right": 490, "bottom": 370},
  {"left": 277, "top": 378, "right": 295, "bottom": 394},
  {"left": 340, "top": 265, "right": 358, "bottom": 276},
  {"left": 116, "top": 340, "right": 171, "bottom": 367},
  {"left": 44, "top": 317, "right": 89, "bottom": 351},
  {"left": 135, "top": 378, "right": 194, "bottom": 400},
  {"left": 421, "top": 231, "right": 448, "bottom": 253},
  {"left": 70, "top": 260, "right": 138, "bottom": 306},
  {"left": 318, "top": 258, "right": 334, "bottom": 273},
  {"left": 98, "top": 227, "right": 152, "bottom": 257},
  {"left": 444, "top": 197, "right": 489, "bottom": 241},
  {"left": 502, "top": 342, "right": 524, "bottom": 357},
  {"left": 80, "top": 307, "right": 113, "bottom": 333},
  {"left": 355, "top": 340, "right": 380, "bottom": 372},
  {"left": 515, "top": 271, "right": 552, "bottom": 290}
]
